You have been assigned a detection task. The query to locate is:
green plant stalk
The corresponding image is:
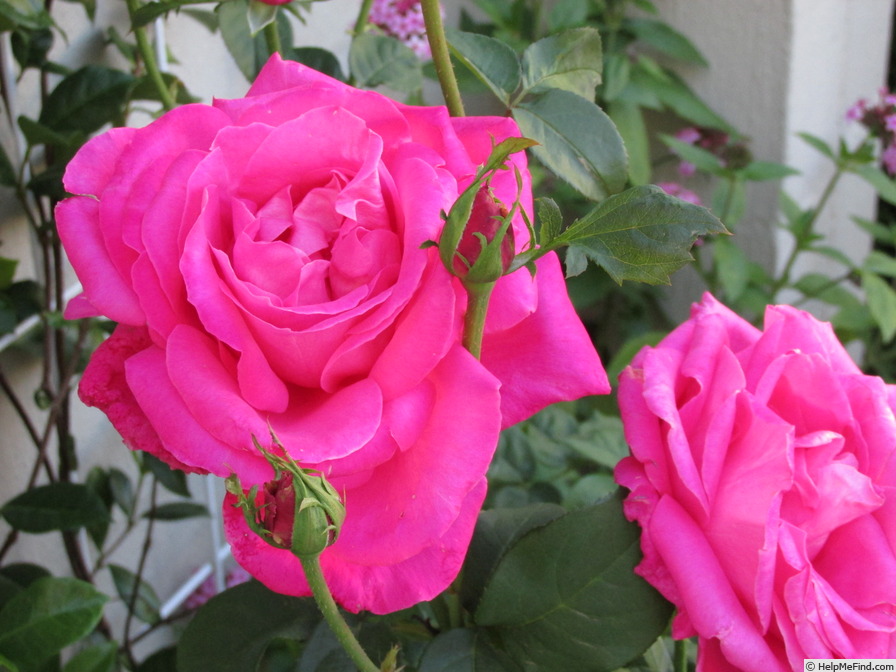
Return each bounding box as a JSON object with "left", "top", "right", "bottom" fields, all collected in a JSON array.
[
  {"left": 771, "top": 165, "right": 844, "bottom": 299},
  {"left": 125, "top": 0, "right": 176, "bottom": 111},
  {"left": 461, "top": 281, "right": 495, "bottom": 360},
  {"left": 264, "top": 21, "right": 283, "bottom": 57},
  {"left": 421, "top": 0, "right": 464, "bottom": 117},
  {"left": 300, "top": 555, "right": 381, "bottom": 672},
  {"left": 674, "top": 638, "right": 688, "bottom": 672},
  {"left": 352, "top": 0, "right": 374, "bottom": 35}
]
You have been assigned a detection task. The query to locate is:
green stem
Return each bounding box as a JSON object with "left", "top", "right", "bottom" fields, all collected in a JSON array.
[
  {"left": 125, "top": 0, "right": 176, "bottom": 112},
  {"left": 674, "top": 638, "right": 688, "bottom": 672},
  {"left": 300, "top": 555, "right": 380, "bottom": 672},
  {"left": 461, "top": 281, "right": 495, "bottom": 360},
  {"left": 352, "top": 0, "right": 374, "bottom": 35},
  {"left": 264, "top": 21, "right": 283, "bottom": 57},
  {"left": 421, "top": 0, "right": 464, "bottom": 117},
  {"left": 771, "top": 165, "right": 844, "bottom": 300}
]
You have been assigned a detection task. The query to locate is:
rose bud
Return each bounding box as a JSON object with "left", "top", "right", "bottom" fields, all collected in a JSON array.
[
  {"left": 452, "top": 185, "right": 515, "bottom": 283},
  {"left": 227, "top": 442, "right": 346, "bottom": 560},
  {"left": 261, "top": 472, "right": 295, "bottom": 548}
]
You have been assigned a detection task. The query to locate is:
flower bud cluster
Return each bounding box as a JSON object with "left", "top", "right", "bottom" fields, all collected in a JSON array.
[
  {"left": 672, "top": 125, "right": 751, "bottom": 176},
  {"left": 847, "top": 88, "right": 896, "bottom": 175},
  {"left": 369, "top": 0, "right": 440, "bottom": 59}
]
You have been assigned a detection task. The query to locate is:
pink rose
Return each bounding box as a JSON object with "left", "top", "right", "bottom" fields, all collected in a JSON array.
[
  {"left": 615, "top": 294, "right": 896, "bottom": 669},
  {"left": 57, "top": 55, "right": 608, "bottom": 613}
]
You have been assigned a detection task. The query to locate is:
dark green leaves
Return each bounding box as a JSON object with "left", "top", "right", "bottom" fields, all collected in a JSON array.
[
  {"left": 561, "top": 185, "right": 728, "bottom": 284},
  {"left": 470, "top": 495, "right": 673, "bottom": 672},
  {"left": 514, "top": 89, "right": 627, "bottom": 201},
  {"left": 0, "top": 577, "right": 107, "bottom": 671},
  {"left": 177, "top": 581, "right": 320, "bottom": 672},
  {"left": 1, "top": 483, "right": 108, "bottom": 533},
  {"left": 447, "top": 29, "right": 520, "bottom": 106},
  {"left": 520, "top": 27, "right": 602, "bottom": 100},
  {"left": 349, "top": 33, "right": 422, "bottom": 93},
  {"left": 38, "top": 66, "right": 134, "bottom": 134},
  {"left": 446, "top": 27, "right": 627, "bottom": 202}
]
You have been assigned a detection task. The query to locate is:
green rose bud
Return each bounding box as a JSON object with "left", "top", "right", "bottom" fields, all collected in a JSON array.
[
  {"left": 226, "top": 434, "right": 346, "bottom": 560},
  {"left": 452, "top": 185, "right": 515, "bottom": 283}
]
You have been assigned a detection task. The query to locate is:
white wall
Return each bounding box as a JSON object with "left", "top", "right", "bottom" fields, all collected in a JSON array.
[{"left": 656, "top": 0, "right": 895, "bottom": 313}]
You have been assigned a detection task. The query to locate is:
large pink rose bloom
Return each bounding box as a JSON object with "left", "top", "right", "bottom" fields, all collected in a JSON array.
[
  {"left": 616, "top": 294, "right": 896, "bottom": 670},
  {"left": 57, "top": 55, "right": 608, "bottom": 614}
]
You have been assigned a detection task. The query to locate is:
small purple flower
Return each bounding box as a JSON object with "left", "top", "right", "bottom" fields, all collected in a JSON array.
[
  {"left": 657, "top": 181, "right": 702, "bottom": 206},
  {"left": 369, "top": 0, "right": 439, "bottom": 59}
]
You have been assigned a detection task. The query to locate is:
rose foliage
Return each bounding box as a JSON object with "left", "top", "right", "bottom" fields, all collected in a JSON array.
[
  {"left": 56, "top": 55, "right": 609, "bottom": 614},
  {"left": 616, "top": 293, "right": 896, "bottom": 670}
]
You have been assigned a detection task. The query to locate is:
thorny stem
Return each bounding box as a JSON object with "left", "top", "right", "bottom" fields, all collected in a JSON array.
[
  {"left": 674, "top": 638, "right": 689, "bottom": 672},
  {"left": 461, "top": 281, "right": 495, "bottom": 360},
  {"left": 421, "top": 0, "right": 464, "bottom": 117},
  {"left": 264, "top": 21, "right": 283, "bottom": 57},
  {"left": 125, "top": 0, "right": 176, "bottom": 111},
  {"left": 352, "top": 0, "right": 374, "bottom": 36},
  {"left": 771, "top": 165, "right": 844, "bottom": 300},
  {"left": 300, "top": 555, "right": 381, "bottom": 672},
  {"left": 122, "top": 478, "right": 160, "bottom": 668}
]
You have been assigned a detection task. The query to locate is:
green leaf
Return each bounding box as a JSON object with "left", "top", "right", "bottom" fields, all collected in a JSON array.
[
  {"left": 0, "top": 563, "right": 51, "bottom": 590},
  {"left": 626, "top": 18, "right": 708, "bottom": 65},
  {"left": 418, "top": 629, "right": 520, "bottom": 672},
  {"left": 520, "top": 27, "right": 601, "bottom": 101},
  {"left": 39, "top": 66, "right": 134, "bottom": 134},
  {"left": 143, "top": 502, "right": 209, "bottom": 521},
  {"left": 288, "top": 47, "right": 344, "bottom": 81},
  {"left": 863, "top": 250, "right": 896, "bottom": 278},
  {"left": 177, "top": 581, "right": 320, "bottom": 672},
  {"left": 0, "top": 0, "right": 51, "bottom": 31},
  {"left": 563, "top": 412, "right": 630, "bottom": 471},
  {"left": 18, "top": 115, "right": 84, "bottom": 149},
  {"left": 712, "top": 235, "right": 750, "bottom": 301},
  {"left": 795, "top": 273, "right": 861, "bottom": 309},
  {"left": 548, "top": 0, "right": 589, "bottom": 32},
  {"left": 862, "top": 272, "right": 896, "bottom": 343},
  {"left": 810, "top": 244, "right": 854, "bottom": 268},
  {"left": 1, "top": 483, "right": 108, "bottom": 533},
  {"left": 0, "top": 258, "right": 15, "bottom": 290},
  {"left": 474, "top": 493, "right": 673, "bottom": 672},
  {"left": 0, "top": 652, "right": 19, "bottom": 672},
  {"left": 797, "top": 132, "right": 835, "bottom": 159},
  {"left": 62, "top": 641, "right": 117, "bottom": 672},
  {"left": 513, "top": 89, "right": 627, "bottom": 201},
  {"left": 0, "top": 577, "right": 107, "bottom": 671},
  {"left": 108, "top": 468, "right": 135, "bottom": 517},
  {"left": 740, "top": 160, "right": 799, "bottom": 181},
  {"left": 349, "top": 33, "right": 422, "bottom": 93},
  {"left": 850, "top": 163, "right": 896, "bottom": 206},
  {"left": 561, "top": 185, "right": 727, "bottom": 284},
  {"left": 218, "top": 0, "right": 291, "bottom": 81},
  {"left": 853, "top": 216, "right": 896, "bottom": 246},
  {"left": 661, "top": 135, "right": 725, "bottom": 175},
  {"left": 108, "top": 565, "right": 160, "bottom": 626},
  {"left": 141, "top": 452, "right": 191, "bottom": 497},
  {"left": 135, "top": 646, "right": 177, "bottom": 672},
  {"left": 246, "top": 0, "right": 276, "bottom": 34},
  {"left": 447, "top": 29, "right": 520, "bottom": 106},
  {"left": 461, "top": 503, "right": 566, "bottom": 614},
  {"left": 608, "top": 99, "right": 650, "bottom": 185},
  {"left": 630, "top": 62, "right": 732, "bottom": 131},
  {"left": 535, "top": 197, "right": 563, "bottom": 245}
]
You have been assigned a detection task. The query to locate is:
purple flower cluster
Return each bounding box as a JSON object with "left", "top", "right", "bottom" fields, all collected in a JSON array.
[
  {"left": 672, "top": 125, "right": 743, "bottom": 177},
  {"left": 847, "top": 89, "right": 896, "bottom": 175},
  {"left": 369, "top": 0, "right": 437, "bottom": 59}
]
